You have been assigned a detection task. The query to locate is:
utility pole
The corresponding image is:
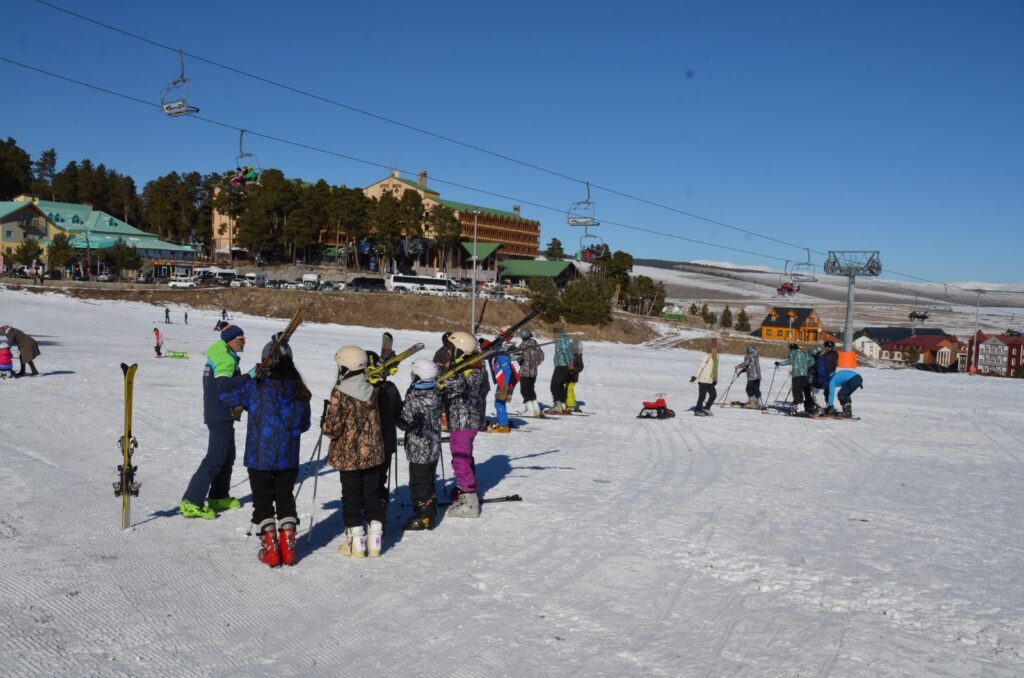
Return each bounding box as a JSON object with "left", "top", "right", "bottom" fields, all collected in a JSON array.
[
  {"left": 971, "top": 289, "right": 983, "bottom": 373},
  {"left": 469, "top": 209, "right": 480, "bottom": 333}
]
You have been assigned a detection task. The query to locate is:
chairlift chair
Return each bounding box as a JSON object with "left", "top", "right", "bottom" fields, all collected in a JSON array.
[
  {"left": 160, "top": 49, "right": 199, "bottom": 117},
  {"left": 787, "top": 248, "right": 817, "bottom": 283},
  {"left": 229, "top": 130, "right": 262, "bottom": 193},
  {"left": 567, "top": 181, "right": 599, "bottom": 228}
]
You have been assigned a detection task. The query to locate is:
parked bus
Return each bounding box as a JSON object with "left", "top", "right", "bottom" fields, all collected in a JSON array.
[
  {"left": 385, "top": 274, "right": 458, "bottom": 295},
  {"left": 194, "top": 266, "right": 238, "bottom": 286}
]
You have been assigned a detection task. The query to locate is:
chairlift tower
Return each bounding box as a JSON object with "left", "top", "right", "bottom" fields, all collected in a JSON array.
[{"left": 824, "top": 250, "right": 881, "bottom": 351}]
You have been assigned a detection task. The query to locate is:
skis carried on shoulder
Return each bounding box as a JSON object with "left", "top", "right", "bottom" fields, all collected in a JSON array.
[
  {"left": 438, "top": 308, "right": 543, "bottom": 387},
  {"left": 114, "top": 363, "right": 141, "bottom": 529},
  {"left": 253, "top": 306, "right": 305, "bottom": 380},
  {"left": 367, "top": 341, "right": 425, "bottom": 381}
]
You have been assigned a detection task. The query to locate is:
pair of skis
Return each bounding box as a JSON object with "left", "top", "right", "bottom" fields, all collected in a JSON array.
[
  {"left": 436, "top": 308, "right": 542, "bottom": 387},
  {"left": 115, "top": 363, "right": 140, "bottom": 530}
]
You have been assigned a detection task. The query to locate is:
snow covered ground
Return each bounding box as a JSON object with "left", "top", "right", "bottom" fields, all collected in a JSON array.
[{"left": 2, "top": 287, "right": 1023, "bottom": 677}]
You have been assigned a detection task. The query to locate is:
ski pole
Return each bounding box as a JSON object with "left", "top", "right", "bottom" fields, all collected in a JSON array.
[
  {"left": 718, "top": 372, "right": 739, "bottom": 407},
  {"left": 762, "top": 365, "right": 778, "bottom": 411},
  {"left": 306, "top": 402, "right": 329, "bottom": 545},
  {"left": 294, "top": 400, "right": 329, "bottom": 504}
]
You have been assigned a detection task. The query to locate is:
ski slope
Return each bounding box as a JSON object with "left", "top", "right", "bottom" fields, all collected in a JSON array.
[{"left": 2, "top": 287, "right": 1023, "bottom": 677}]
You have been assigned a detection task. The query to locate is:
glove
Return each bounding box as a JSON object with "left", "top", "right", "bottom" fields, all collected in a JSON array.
[
  {"left": 689, "top": 376, "right": 696, "bottom": 383},
  {"left": 231, "top": 406, "right": 244, "bottom": 421},
  {"left": 712, "top": 380, "right": 717, "bottom": 386},
  {"left": 247, "top": 367, "right": 257, "bottom": 378},
  {"left": 388, "top": 365, "right": 399, "bottom": 377},
  {"left": 774, "top": 362, "right": 781, "bottom": 367},
  {"left": 494, "top": 387, "right": 508, "bottom": 402}
]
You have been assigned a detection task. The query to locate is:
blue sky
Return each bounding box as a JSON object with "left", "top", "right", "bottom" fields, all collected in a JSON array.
[{"left": 2, "top": 0, "right": 1022, "bottom": 283}]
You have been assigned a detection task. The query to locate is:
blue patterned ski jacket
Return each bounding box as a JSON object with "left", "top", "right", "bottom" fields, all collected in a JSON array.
[{"left": 218, "top": 376, "right": 312, "bottom": 471}]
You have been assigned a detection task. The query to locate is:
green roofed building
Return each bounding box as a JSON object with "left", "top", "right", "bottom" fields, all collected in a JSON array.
[
  {"left": 13, "top": 195, "right": 197, "bottom": 263},
  {"left": 499, "top": 259, "right": 576, "bottom": 286},
  {"left": 363, "top": 170, "right": 541, "bottom": 263}
]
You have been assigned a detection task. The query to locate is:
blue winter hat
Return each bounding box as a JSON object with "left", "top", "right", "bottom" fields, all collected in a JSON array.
[{"left": 220, "top": 325, "right": 245, "bottom": 342}]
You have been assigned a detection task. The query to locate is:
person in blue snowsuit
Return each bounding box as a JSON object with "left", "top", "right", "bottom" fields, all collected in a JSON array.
[
  {"left": 826, "top": 368, "right": 863, "bottom": 418},
  {"left": 488, "top": 348, "right": 516, "bottom": 433},
  {"left": 218, "top": 340, "right": 312, "bottom": 566},
  {"left": 808, "top": 347, "right": 832, "bottom": 414}
]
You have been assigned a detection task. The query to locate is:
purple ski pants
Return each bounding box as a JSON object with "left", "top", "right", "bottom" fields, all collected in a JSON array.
[{"left": 449, "top": 429, "right": 478, "bottom": 493}]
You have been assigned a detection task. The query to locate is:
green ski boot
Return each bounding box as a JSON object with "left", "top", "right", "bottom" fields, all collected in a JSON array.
[
  {"left": 180, "top": 499, "right": 216, "bottom": 520},
  {"left": 207, "top": 497, "right": 242, "bottom": 512}
]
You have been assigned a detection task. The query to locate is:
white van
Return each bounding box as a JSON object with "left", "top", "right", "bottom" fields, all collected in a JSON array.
[
  {"left": 244, "top": 272, "right": 268, "bottom": 288},
  {"left": 385, "top": 274, "right": 458, "bottom": 295},
  {"left": 301, "top": 273, "right": 322, "bottom": 290}
]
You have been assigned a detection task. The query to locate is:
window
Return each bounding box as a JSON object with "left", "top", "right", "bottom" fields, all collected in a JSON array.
[{"left": 4, "top": 230, "right": 12, "bottom": 238}]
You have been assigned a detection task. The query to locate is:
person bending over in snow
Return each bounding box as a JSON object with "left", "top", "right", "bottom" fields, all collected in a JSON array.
[
  {"left": 217, "top": 339, "right": 311, "bottom": 567},
  {"left": 825, "top": 367, "right": 863, "bottom": 418},
  {"left": 0, "top": 325, "right": 40, "bottom": 377},
  {"left": 322, "top": 347, "right": 386, "bottom": 559},
  {"left": 397, "top": 358, "right": 443, "bottom": 530},
  {"left": 442, "top": 332, "right": 488, "bottom": 518}
]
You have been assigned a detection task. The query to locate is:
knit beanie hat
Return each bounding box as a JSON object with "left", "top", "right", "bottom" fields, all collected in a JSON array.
[{"left": 221, "top": 325, "right": 245, "bottom": 342}]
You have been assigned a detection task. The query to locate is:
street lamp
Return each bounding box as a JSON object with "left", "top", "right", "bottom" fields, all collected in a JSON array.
[{"left": 469, "top": 209, "right": 480, "bottom": 333}]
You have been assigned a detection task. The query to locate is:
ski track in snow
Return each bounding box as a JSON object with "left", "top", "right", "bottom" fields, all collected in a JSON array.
[{"left": 1, "top": 286, "right": 1023, "bottom": 677}]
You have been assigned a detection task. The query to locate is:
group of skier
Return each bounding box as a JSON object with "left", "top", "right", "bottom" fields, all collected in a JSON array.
[
  {"left": 711, "top": 338, "right": 862, "bottom": 417},
  {"left": 177, "top": 317, "right": 570, "bottom": 568}
]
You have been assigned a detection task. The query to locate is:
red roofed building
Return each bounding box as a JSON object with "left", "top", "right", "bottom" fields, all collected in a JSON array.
[
  {"left": 958, "top": 331, "right": 1024, "bottom": 376},
  {"left": 880, "top": 334, "right": 959, "bottom": 368}
]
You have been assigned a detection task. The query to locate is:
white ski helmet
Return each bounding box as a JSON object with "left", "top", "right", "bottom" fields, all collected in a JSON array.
[
  {"left": 335, "top": 346, "right": 367, "bottom": 373},
  {"left": 448, "top": 331, "right": 479, "bottom": 358},
  {"left": 410, "top": 357, "right": 438, "bottom": 381}
]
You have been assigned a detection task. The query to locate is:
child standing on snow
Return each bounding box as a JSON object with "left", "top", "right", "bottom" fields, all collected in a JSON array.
[
  {"left": 322, "top": 347, "right": 386, "bottom": 558},
  {"left": 217, "top": 340, "right": 311, "bottom": 567},
  {"left": 690, "top": 339, "right": 719, "bottom": 416},
  {"left": 565, "top": 339, "right": 584, "bottom": 413},
  {"left": 153, "top": 327, "right": 163, "bottom": 358},
  {"left": 0, "top": 338, "right": 13, "bottom": 380},
  {"left": 516, "top": 327, "right": 544, "bottom": 417},
  {"left": 487, "top": 335, "right": 517, "bottom": 433},
  {"left": 734, "top": 344, "right": 762, "bottom": 408},
  {"left": 366, "top": 350, "right": 403, "bottom": 526},
  {"left": 397, "top": 358, "right": 443, "bottom": 530},
  {"left": 441, "top": 332, "right": 487, "bottom": 518}
]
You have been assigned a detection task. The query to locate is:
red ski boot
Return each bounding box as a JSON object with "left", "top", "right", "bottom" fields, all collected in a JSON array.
[
  {"left": 256, "top": 519, "right": 281, "bottom": 568},
  {"left": 278, "top": 517, "right": 297, "bottom": 566}
]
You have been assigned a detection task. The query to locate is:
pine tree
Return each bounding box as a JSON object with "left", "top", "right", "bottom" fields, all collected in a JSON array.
[
  {"left": 719, "top": 306, "right": 733, "bottom": 329},
  {"left": 735, "top": 309, "right": 752, "bottom": 332}
]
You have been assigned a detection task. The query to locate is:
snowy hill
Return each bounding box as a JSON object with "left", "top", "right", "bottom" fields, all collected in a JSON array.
[{"left": 2, "top": 287, "right": 1023, "bottom": 676}]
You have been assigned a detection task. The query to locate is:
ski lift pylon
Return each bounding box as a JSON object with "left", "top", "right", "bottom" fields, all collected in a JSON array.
[{"left": 160, "top": 49, "right": 199, "bottom": 117}]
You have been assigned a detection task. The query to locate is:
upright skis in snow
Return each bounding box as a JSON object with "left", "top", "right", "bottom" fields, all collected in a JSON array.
[{"left": 114, "top": 362, "right": 141, "bottom": 529}]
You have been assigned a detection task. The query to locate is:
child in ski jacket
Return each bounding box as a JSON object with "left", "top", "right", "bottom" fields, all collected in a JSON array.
[
  {"left": 218, "top": 343, "right": 312, "bottom": 566},
  {"left": 366, "top": 351, "right": 403, "bottom": 523},
  {"left": 734, "top": 344, "right": 762, "bottom": 407},
  {"left": 516, "top": 328, "right": 545, "bottom": 415},
  {"left": 690, "top": 342, "right": 719, "bottom": 414},
  {"left": 548, "top": 330, "right": 573, "bottom": 412},
  {"left": 441, "top": 332, "right": 487, "bottom": 518},
  {"left": 776, "top": 344, "right": 814, "bottom": 415},
  {"left": 488, "top": 349, "right": 517, "bottom": 431},
  {"left": 397, "top": 358, "right": 443, "bottom": 530},
  {"left": 323, "top": 346, "right": 386, "bottom": 558},
  {"left": 0, "top": 338, "right": 13, "bottom": 379},
  {"left": 566, "top": 340, "right": 584, "bottom": 412}
]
